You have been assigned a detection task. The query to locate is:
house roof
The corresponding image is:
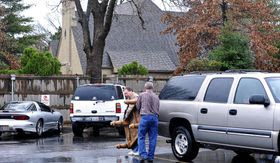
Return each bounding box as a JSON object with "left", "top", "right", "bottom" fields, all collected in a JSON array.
[
  {"left": 72, "top": 0, "right": 180, "bottom": 73},
  {"left": 107, "top": 51, "right": 176, "bottom": 72},
  {"left": 49, "top": 40, "right": 59, "bottom": 56}
]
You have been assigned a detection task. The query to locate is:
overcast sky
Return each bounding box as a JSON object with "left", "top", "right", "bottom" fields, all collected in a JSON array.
[{"left": 22, "top": 0, "right": 181, "bottom": 33}]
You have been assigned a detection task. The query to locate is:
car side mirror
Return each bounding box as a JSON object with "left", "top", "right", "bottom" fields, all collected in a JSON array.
[{"left": 249, "top": 95, "right": 270, "bottom": 107}]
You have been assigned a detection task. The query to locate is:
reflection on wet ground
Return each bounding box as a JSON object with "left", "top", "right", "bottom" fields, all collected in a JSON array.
[{"left": 0, "top": 127, "right": 279, "bottom": 163}]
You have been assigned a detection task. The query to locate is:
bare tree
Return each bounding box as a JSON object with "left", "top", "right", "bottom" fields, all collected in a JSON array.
[
  {"left": 73, "top": 0, "right": 117, "bottom": 83},
  {"left": 62, "top": 0, "right": 143, "bottom": 83},
  {"left": 33, "top": 23, "right": 52, "bottom": 51}
]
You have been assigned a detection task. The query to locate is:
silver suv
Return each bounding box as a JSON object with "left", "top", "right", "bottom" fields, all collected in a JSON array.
[{"left": 158, "top": 71, "right": 280, "bottom": 161}]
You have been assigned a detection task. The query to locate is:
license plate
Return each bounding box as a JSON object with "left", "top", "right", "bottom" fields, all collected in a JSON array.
[
  {"left": 91, "top": 117, "right": 99, "bottom": 121},
  {"left": 0, "top": 125, "right": 9, "bottom": 131},
  {"left": 99, "top": 117, "right": 105, "bottom": 121}
]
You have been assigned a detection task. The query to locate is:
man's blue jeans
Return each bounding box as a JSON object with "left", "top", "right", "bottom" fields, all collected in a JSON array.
[{"left": 138, "top": 114, "right": 158, "bottom": 160}]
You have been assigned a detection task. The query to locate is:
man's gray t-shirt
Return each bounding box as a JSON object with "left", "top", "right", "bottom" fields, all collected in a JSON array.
[{"left": 136, "top": 90, "right": 159, "bottom": 116}]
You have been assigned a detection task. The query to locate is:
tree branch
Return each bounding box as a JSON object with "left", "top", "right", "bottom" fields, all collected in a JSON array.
[
  {"left": 74, "top": 0, "right": 85, "bottom": 23},
  {"left": 130, "top": 0, "right": 145, "bottom": 29},
  {"left": 74, "top": 0, "right": 92, "bottom": 53},
  {"left": 100, "top": 0, "right": 117, "bottom": 39},
  {"left": 86, "top": 0, "right": 94, "bottom": 18}
]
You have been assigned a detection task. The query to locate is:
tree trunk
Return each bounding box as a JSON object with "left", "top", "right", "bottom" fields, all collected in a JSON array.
[{"left": 87, "top": 38, "right": 105, "bottom": 83}]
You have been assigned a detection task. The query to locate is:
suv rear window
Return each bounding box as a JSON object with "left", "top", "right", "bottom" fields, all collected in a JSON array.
[
  {"left": 159, "top": 76, "right": 206, "bottom": 100},
  {"left": 73, "top": 85, "right": 118, "bottom": 101}
]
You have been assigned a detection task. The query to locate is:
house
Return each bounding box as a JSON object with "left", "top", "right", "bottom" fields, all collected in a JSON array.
[{"left": 53, "top": 0, "right": 181, "bottom": 78}]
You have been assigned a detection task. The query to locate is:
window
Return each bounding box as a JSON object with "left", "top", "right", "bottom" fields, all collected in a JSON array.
[
  {"left": 204, "top": 78, "right": 233, "bottom": 103},
  {"left": 38, "top": 103, "right": 51, "bottom": 112},
  {"left": 266, "top": 77, "right": 280, "bottom": 103},
  {"left": 28, "top": 104, "right": 37, "bottom": 111},
  {"left": 116, "top": 86, "right": 124, "bottom": 99},
  {"left": 1, "top": 102, "right": 33, "bottom": 111},
  {"left": 159, "top": 76, "right": 206, "bottom": 100},
  {"left": 73, "top": 85, "right": 118, "bottom": 101},
  {"left": 234, "top": 78, "right": 267, "bottom": 104}
]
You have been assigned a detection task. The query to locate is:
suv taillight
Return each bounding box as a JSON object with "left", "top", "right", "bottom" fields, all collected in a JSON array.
[
  {"left": 70, "top": 103, "right": 73, "bottom": 114},
  {"left": 14, "top": 115, "right": 29, "bottom": 120},
  {"left": 116, "top": 103, "right": 121, "bottom": 113}
]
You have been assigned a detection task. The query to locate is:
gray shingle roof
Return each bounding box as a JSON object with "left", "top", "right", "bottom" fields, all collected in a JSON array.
[
  {"left": 49, "top": 40, "right": 59, "bottom": 56},
  {"left": 107, "top": 51, "right": 176, "bottom": 72},
  {"left": 72, "top": 0, "right": 180, "bottom": 73}
]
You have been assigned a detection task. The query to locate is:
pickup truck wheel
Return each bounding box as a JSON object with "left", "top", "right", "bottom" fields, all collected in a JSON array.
[
  {"left": 171, "top": 126, "right": 199, "bottom": 162},
  {"left": 72, "top": 122, "right": 84, "bottom": 137}
]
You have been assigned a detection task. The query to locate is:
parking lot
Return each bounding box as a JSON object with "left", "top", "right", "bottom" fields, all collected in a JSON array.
[{"left": 0, "top": 126, "right": 279, "bottom": 163}]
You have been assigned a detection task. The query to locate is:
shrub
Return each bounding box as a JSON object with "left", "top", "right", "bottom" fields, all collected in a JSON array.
[
  {"left": 0, "top": 69, "right": 20, "bottom": 74},
  {"left": 0, "top": 61, "right": 9, "bottom": 70},
  {"left": 118, "top": 61, "right": 148, "bottom": 75},
  {"left": 20, "top": 48, "right": 61, "bottom": 76},
  {"left": 185, "top": 58, "right": 225, "bottom": 72}
]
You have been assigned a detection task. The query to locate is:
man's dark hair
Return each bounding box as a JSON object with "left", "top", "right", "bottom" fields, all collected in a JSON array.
[{"left": 125, "top": 87, "right": 133, "bottom": 92}]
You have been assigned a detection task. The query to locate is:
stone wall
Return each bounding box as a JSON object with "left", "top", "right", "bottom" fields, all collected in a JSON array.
[{"left": 0, "top": 75, "right": 170, "bottom": 122}]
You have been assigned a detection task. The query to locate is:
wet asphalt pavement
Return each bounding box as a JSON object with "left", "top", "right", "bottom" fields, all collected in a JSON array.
[{"left": 0, "top": 126, "right": 280, "bottom": 163}]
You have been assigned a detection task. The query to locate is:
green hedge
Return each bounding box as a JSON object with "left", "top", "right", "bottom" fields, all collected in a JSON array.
[{"left": 118, "top": 61, "right": 148, "bottom": 75}]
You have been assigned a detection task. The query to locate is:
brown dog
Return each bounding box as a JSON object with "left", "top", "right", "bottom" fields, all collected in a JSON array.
[{"left": 111, "top": 105, "right": 140, "bottom": 149}]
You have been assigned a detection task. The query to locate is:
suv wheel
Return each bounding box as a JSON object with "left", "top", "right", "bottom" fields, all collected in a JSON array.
[
  {"left": 72, "top": 122, "right": 84, "bottom": 137},
  {"left": 171, "top": 126, "right": 199, "bottom": 162},
  {"left": 234, "top": 150, "right": 252, "bottom": 156}
]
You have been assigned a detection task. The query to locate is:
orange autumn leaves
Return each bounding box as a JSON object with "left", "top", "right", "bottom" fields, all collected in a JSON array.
[{"left": 162, "top": 0, "right": 280, "bottom": 74}]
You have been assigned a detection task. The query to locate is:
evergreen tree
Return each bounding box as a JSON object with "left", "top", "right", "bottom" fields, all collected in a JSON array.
[
  {"left": 1, "top": 0, "right": 42, "bottom": 54},
  {"left": 209, "top": 24, "right": 253, "bottom": 70},
  {"left": 50, "top": 26, "right": 62, "bottom": 41}
]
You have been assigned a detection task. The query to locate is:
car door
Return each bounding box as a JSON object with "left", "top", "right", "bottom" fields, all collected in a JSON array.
[
  {"left": 38, "top": 103, "right": 55, "bottom": 129},
  {"left": 197, "top": 77, "right": 234, "bottom": 144},
  {"left": 228, "top": 77, "right": 273, "bottom": 149}
]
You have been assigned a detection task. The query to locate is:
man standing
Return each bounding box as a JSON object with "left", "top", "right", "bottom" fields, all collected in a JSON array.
[{"left": 136, "top": 82, "right": 160, "bottom": 163}]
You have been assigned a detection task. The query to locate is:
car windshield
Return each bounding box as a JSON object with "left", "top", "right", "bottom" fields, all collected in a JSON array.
[
  {"left": 73, "top": 85, "right": 118, "bottom": 101},
  {"left": 1, "top": 102, "right": 32, "bottom": 111},
  {"left": 266, "top": 77, "right": 280, "bottom": 103}
]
